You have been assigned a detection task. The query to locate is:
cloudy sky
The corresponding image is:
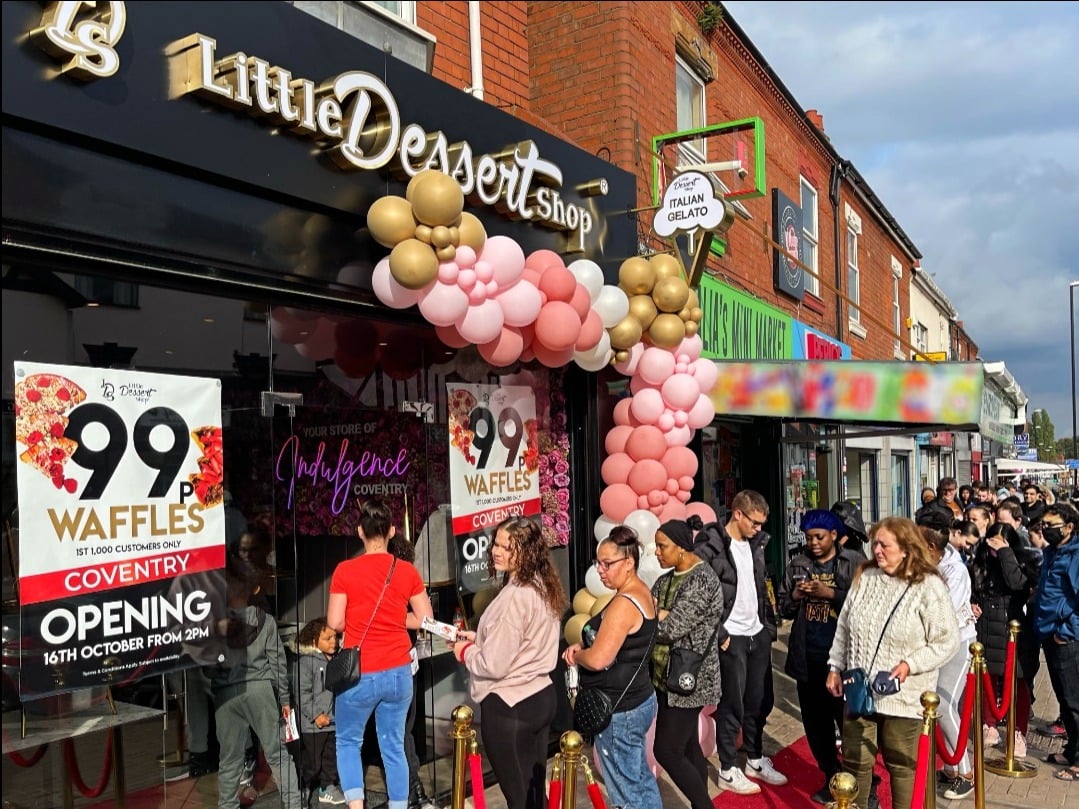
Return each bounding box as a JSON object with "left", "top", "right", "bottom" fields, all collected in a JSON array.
[{"left": 724, "top": 1, "right": 1079, "bottom": 440}]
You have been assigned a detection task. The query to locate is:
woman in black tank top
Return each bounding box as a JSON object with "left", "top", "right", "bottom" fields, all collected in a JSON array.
[{"left": 562, "top": 526, "right": 662, "bottom": 809}]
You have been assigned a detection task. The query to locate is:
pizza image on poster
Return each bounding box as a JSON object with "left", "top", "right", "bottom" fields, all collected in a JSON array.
[{"left": 12, "top": 362, "right": 226, "bottom": 700}]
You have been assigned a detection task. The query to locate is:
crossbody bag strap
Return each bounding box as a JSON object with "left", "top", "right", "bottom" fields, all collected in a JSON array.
[
  {"left": 610, "top": 623, "right": 656, "bottom": 713},
  {"left": 868, "top": 583, "right": 911, "bottom": 673},
  {"left": 357, "top": 557, "right": 397, "bottom": 648}
]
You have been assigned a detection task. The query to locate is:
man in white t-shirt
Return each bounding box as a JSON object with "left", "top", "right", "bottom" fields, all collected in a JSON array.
[{"left": 696, "top": 489, "right": 786, "bottom": 796}]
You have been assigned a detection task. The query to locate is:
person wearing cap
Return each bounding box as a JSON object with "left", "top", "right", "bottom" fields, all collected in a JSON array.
[{"left": 779, "top": 509, "right": 862, "bottom": 804}]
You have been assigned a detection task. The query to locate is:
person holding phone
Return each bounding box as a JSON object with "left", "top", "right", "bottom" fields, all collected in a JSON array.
[
  {"left": 779, "top": 510, "right": 861, "bottom": 804},
  {"left": 826, "top": 517, "right": 958, "bottom": 809}
]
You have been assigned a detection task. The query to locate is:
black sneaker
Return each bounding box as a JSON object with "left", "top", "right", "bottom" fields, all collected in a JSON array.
[
  {"left": 943, "top": 776, "right": 974, "bottom": 800},
  {"left": 811, "top": 786, "right": 832, "bottom": 804}
]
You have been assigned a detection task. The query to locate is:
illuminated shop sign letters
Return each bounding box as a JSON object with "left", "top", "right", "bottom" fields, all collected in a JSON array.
[{"left": 167, "top": 34, "right": 597, "bottom": 250}]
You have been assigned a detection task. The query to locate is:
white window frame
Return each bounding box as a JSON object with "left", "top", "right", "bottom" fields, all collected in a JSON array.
[
  {"left": 891, "top": 256, "right": 903, "bottom": 357},
  {"left": 844, "top": 204, "right": 865, "bottom": 337},
  {"left": 675, "top": 56, "right": 706, "bottom": 160},
  {"left": 363, "top": 1, "right": 416, "bottom": 25},
  {"left": 800, "top": 177, "right": 819, "bottom": 297}
]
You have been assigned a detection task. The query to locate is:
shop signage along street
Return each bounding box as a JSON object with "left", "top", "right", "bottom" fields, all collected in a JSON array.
[
  {"left": 708, "top": 360, "right": 984, "bottom": 425},
  {"left": 447, "top": 384, "right": 540, "bottom": 594},
  {"left": 771, "top": 188, "right": 805, "bottom": 301},
  {"left": 791, "top": 320, "right": 851, "bottom": 360},
  {"left": 13, "top": 362, "right": 225, "bottom": 698},
  {"left": 697, "top": 274, "right": 793, "bottom": 360}
]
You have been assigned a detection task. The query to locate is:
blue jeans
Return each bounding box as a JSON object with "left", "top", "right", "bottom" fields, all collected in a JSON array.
[
  {"left": 335, "top": 664, "right": 413, "bottom": 808},
  {"left": 594, "top": 692, "right": 661, "bottom": 809}
]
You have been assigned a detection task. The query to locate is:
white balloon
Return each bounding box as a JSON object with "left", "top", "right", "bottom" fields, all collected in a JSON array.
[
  {"left": 624, "top": 509, "right": 661, "bottom": 547},
  {"left": 574, "top": 331, "right": 613, "bottom": 372},
  {"left": 637, "top": 553, "right": 669, "bottom": 588},
  {"left": 594, "top": 285, "right": 630, "bottom": 329},
  {"left": 567, "top": 259, "right": 605, "bottom": 302},
  {"left": 593, "top": 515, "right": 618, "bottom": 542},
  {"left": 584, "top": 565, "right": 615, "bottom": 597}
]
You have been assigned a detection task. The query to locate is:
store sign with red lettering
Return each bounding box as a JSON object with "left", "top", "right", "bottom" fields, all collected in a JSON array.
[{"left": 13, "top": 361, "right": 225, "bottom": 699}]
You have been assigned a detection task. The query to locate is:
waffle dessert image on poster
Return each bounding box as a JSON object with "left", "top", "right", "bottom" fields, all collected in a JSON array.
[
  {"left": 14, "top": 373, "right": 87, "bottom": 490},
  {"left": 189, "top": 425, "right": 224, "bottom": 507}
]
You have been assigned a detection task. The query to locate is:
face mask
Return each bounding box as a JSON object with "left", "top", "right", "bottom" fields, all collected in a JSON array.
[{"left": 1042, "top": 526, "right": 1065, "bottom": 546}]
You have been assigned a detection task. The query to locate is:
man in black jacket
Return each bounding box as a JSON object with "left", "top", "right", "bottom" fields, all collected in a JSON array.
[{"left": 695, "top": 489, "right": 785, "bottom": 795}]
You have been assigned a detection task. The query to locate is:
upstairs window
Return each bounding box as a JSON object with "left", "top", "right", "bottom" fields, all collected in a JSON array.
[
  {"left": 800, "top": 178, "right": 819, "bottom": 297},
  {"left": 847, "top": 227, "right": 860, "bottom": 323},
  {"left": 675, "top": 57, "right": 706, "bottom": 159}
]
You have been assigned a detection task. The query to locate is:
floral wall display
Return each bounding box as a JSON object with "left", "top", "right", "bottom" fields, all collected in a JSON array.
[{"left": 537, "top": 374, "right": 571, "bottom": 547}]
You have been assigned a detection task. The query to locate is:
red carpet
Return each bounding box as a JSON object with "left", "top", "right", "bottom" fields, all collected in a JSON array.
[{"left": 713, "top": 736, "right": 893, "bottom": 809}]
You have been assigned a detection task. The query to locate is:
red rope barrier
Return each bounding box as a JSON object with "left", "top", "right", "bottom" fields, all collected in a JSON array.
[
  {"left": 469, "top": 751, "right": 486, "bottom": 809},
  {"left": 935, "top": 671, "right": 977, "bottom": 765},
  {"left": 981, "top": 640, "right": 1016, "bottom": 724},
  {"left": 909, "top": 732, "right": 932, "bottom": 809},
  {"left": 61, "top": 733, "right": 113, "bottom": 798},
  {"left": 547, "top": 774, "right": 562, "bottom": 809},
  {"left": 7, "top": 745, "right": 48, "bottom": 767},
  {"left": 586, "top": 782, "right": 607, "bottom": 809}
]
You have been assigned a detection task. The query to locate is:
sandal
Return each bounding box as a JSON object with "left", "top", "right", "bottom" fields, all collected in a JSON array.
[
  {"left": 1054, "top": 766, "right": 1079, "bottom": 782},
  {"left": 1046, "top": 753, "right": 1073, "bottom": 765}
]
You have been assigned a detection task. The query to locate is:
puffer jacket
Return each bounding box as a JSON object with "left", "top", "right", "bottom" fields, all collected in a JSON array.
[
  {"left": 970, "top": 541, "right": 1040, "bottom": 677},
  {"left": 694, "top": 518, "right": 777, "bottom": 647},
  {"left": 289, "top": 640, "right": 335, "bottom": 734}
]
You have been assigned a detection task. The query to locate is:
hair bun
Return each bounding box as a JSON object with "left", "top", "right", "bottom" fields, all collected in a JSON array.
[{"left": 686, "top": 514, "right": 704, "bottom": 531}]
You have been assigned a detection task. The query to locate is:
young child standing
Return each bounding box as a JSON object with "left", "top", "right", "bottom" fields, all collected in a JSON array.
[
  {"left": 208, "top": 554, "right": 303, "bottom": 809},
  {"left": 293, "top": 617, "right": 346, "bottom": 806}
]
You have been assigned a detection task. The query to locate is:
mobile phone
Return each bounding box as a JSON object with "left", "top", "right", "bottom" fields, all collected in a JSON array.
[{"left": 791, "top": 573, "right": 808, "bottom": 587}]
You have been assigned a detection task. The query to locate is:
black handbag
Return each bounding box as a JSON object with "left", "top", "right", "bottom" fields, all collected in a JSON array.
[
  {"left": 325, "top": 558, "right": 397, "bottom": 696},
  {"left": 666, "top": 623, "right": 719, "bottom": 696},
  {"left": 841, "top": 584, "right": 909, "bottom": 720}
]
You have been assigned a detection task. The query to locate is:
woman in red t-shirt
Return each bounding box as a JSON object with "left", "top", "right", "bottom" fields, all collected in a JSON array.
[{"left": 328, "top": 499, "right": 433, "bottom": 809}]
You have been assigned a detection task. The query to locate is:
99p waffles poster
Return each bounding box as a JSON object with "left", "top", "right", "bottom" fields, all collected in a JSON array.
[{"left": 12, "top": 362, "right": 226, "bottom": 699}]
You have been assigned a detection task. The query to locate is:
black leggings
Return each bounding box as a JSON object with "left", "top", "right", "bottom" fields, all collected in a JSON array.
[
  {"left": 480, "top": 685, "right": 556, "bottom": 809},
  {"left": 654, "top": 698, "right": 713, "bottom": 809}
]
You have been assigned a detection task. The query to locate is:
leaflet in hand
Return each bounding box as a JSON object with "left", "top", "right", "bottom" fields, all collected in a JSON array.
[
  {"left": 421, "top": 616, "right": 459, "bottom": 642},
  {"left": 283, "top": 709, "right": 299, "bottom": 743}
]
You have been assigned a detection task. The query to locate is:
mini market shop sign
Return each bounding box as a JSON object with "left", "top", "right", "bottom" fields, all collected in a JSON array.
[
  {"left": 165, "top": 33, "right": 597, "bottom": 251},
  {"left": 697, "top": 274, "right": 793, "bottom": 360}
]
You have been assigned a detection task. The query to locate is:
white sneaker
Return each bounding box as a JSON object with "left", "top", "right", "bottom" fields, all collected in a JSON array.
[
  {"left": 745, "top": 756, "right": 789, "bottom": 786},
  {"left": 718, "top": 766, "right": 762, "bottom": 795},
  {"left": 319, "top": 785, "right": 347, "bottom": 806},
  {"left": 1012, "top": 731, "right": 1027, "bottom": 758},
  {"left": 982, "top": 724, "right": 1000, "bottom": 747}
]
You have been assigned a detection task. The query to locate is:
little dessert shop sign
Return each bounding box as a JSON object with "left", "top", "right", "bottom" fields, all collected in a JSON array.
[{"left": 166, "top": 33, "right": 598, "bottom": 250}]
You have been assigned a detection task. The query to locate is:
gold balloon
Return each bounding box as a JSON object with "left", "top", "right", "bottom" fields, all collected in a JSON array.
[
  {"left": 405, "top": 169, "right": 443, "bottom": 202},
  {"left": 652, "top": 276, "right": 691, "bottom": 313},
  {"left": 564, "top": 613, "right": 591, "bottom": 646},
  {"left": 608, "top": 315, "right": 644, "bottom": 350},
  {"left": 458, "top": 212, "right": 487, "bottom": 251},
  {"left": 687, "top": 289, "right": 700, "bottom": 310},
  {"left": 589, "top": 594, "right": 614, "bottom": 616},
  {"left": 368, "top": 196, "right": 417, "bottom": 248},
  {"left": 389, "top": 239, "right": 439, "bottom": 289},
  {"left": 410, "top": 171, "right": 465, "bottom": 226},
  {"left": 572, "top": 588, "right": 598, "bottom": 616},
  {"left": 435, "top": 244, "right": 456, "bottom": 262},
  {"left": 618, "top": 257, "right": 656, "bottom": 296},
  {"left": 414, "top": 224, "right": 433, "bottom": 244},
  {"left": 431, "top": 225, "right": 453, "bottom": 249},
  {"left": 614, "top": 349, "right": 630, "bottom": 364},
  {"left": 690, "top": 306, "right": 703, "bottom": 322},
  {"left": 684, "top": 321, "right": 699, "bottom": 336},
  {"left": 650, "top": 253, "right": 683, "bottom": 281},
  {"left": 627, "top": 294, "right": 658, "bottom": 330},
  {"left": 649, "top": 313, "right": 686, "bottom": 348}
]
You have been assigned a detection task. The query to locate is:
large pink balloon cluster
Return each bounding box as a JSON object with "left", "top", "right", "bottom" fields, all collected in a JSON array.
[
  {"left": 597, "top": 333, "right": 720, "bottom": 524},
  {"left": 372, "top": 237, "right": 606, "bottom": 369}
]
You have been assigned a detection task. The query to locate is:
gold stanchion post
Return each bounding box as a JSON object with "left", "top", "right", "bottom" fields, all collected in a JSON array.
[
  {"left": 450, "top": 705, "right": 475, "bottom": 809},
  {"left": 827, "top": 771, "right": 859, "bottom": 809},
  {"left": 984, "top": 621, "right": 1037, "bottom": 778},
  {"left": 560, "top": 731, "right": 583, "bottom": 809},
  {"left": 971, "top": 643, "right": 987, "bottom": 809},
  {"left": 920, "top": 692, "right": 939, "bottom": 809}
]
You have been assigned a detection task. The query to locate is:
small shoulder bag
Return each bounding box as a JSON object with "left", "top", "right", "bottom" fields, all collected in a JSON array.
[
  {"left": 325, "top": 557, "right": 397, "bottom": 695},
  {"left": 841, "top": 583, "right": 910, "bottom": 719}
]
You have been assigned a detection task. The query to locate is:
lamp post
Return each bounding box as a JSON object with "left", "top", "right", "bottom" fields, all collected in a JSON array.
[{"left": 1071, "top": 281, "right": 1078, "bottom": 462}]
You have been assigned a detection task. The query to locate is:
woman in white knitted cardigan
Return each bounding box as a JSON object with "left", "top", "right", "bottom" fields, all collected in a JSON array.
[{"left": 826, "top": 517, "right": 958, "bottom": 809}]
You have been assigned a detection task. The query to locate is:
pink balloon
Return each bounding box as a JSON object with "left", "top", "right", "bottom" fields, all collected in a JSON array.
[
  {"left": 480, "top": 235, "right": 526, "bottom": 287},
  {"left": 662, "top": 373, "right": 701, "bottom": 411},
  {"left": 538, "top": 267, "right": 578, "bottom": 303},
  {"left": 269, "top": 307, "right": 309, "bottom": 344},
  {"left": 601, "top": 452, "right": 635, "bottom": 486},
  {"left": 630, "top": 388, "right": 665, "bottom": 425},
  {"left": 638, "top": 495, "right": 650, "bottom": 510},
  {"left": 478, "top": 326, "right": 525, "bottom": 367},
  {"left": 531, "top": 340, "right": 575, "bottom": 368},
  {"left": 575, "top": 310, "right": 604, "bottom": 352},
  {"left": 638, "top": 347, "right": 676, "bottom": 387},
  {"left": 435, "top": 323, "right": 470, "bottom": 349},
  {"left": 525, "top": 249, "right": 565, "bottom": 273},
  {"left": 686, "top": 502, "right": 718, "bottom": 524},
  {"left": 456, "top": 299, "right": 505, "bottom": 345},
  {"left": 495, "top": 280, "right": 543, "bottom": 327},
  {"left": 625, "top": 425, "right": 667, "bottom": 462},
  {"left": 662, "top": 446, "right": 699, "bottom": 479},
  {"left": 605, "top": 424, "right": 634, "bottom": 455},
  {"left": 418, "top": 282, "right": 470, "bottom": 327},
  {"left": 657, "top": 412, "right": 675, "bottom": 432},
  {"left": 665, "top": 479, "right": 680, "bottom": 495},
  {"left": 647, "top": 491, "right": 665, "bottom": 508},
  {"left": 372, "top": 258, "right": 428, "bottom": 310},
  {"left": 675, "top": 490, "right": 691, "bottom": 503},
  {"left": 455, "top": 245, "right": 477, "bottom": 267},
  {"left": 600, "top": 483, "right": 638, "bottom": 523},
  {"left": 569, "top": 284, "right": 592, "bottom": 321},
  {"left": 295, "top": 318, "right": 337, "bottom": 361},
  {"left": 658, "top": 500, "right": 688, "bottom": 522},
  {"left": 629, "top": 374, "right": 658, "bottom": 395},
  {"left": 678, "top": 334, "right": 704, "bottom": 361},
  {"left": 612, "top": 398, "right": 634, "bottom": 426},
  {"left": 690, "top": 358, "right": 719, "bottom": 394},
  {"left": 664, "top": 425, "right": 693, "bottom": 448},
  {"left": 673, "top": 410, "right": 688, "bottom": 428},
  {"left": 678, "top": 476, "right": 694, "bottom": 492},
  {"left": 628, "top": 459, "right": 668, "bottom": 497},
  {"left": 687, "top": 394, "right": 716, "bottom": 430},
  {"left": 534, "top": 301, "right": 582, "bottom": 351},
  {"left": 612, "top": 342, "right": 643, "bottom": 377}
]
